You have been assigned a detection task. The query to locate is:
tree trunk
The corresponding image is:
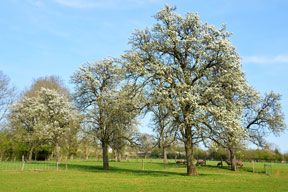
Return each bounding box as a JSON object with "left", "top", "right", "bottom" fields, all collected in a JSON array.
[
  {"left": 28, "top": 145, "right": 34, "bottom": 161},
  {"left": 95, "top": 145, "right": 98, "bottom": 160},
  {"left": 34, "top": 152, "right": 38, "bottom": 161},
  {"left": 229, "top": 149, "right": 237, "bottom": 171},
  {"left": 85, "top": 146, "right": 90, "bottom": 160},
  {"left": 116, "top": 151, "right": 121, "bottom": 162},
  {"left": 163, "top": 147, "right": 168, "bottom": 164},
  {"left": 56, "top": 142, "right": 60, "bottom": 164},
  {"left": 51, "top": 152, "right": 54, "bottom": 160},
  {"left": 184, "top": 135, "right": 198, "bottom": 176},
  {"left": 102, "top": 141, "right": 109, "bottom": 170}
]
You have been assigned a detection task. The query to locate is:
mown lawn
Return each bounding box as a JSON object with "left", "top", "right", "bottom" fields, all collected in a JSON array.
[{"left": 0, "top": 159, "right": 287, "bottom": 192}]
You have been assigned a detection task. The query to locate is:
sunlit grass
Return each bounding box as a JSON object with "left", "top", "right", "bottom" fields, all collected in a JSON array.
[{"left": 0, "top": 159, "right": 287, "bottom": 191}]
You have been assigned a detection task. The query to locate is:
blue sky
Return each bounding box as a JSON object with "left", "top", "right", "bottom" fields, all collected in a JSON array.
[{"left": 1, "top": 0, "right": 287, "bottom": 152}]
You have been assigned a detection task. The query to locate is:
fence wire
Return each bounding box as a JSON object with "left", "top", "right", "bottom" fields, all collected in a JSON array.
[{"left": 0, "top": 160, "right": 59, "bottom": 171}]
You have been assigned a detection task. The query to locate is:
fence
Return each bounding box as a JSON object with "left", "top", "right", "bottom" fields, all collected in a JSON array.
[{"left": 0, "top": 156, "right": 61, "bottom": 171}]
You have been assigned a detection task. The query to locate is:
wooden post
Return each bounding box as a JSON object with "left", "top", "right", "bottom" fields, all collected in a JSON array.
[
  {"left": 21, "top": 155, "right": 25, "bottom": 171},
  {"left": 142, "top": 159, "right": 144, "bottom": 171},
  {"left": 65, "top": 156, "right": 68, "bottom": 170},
  {"left": 252, "top": 160, "right": 255, "bottom": 173}
]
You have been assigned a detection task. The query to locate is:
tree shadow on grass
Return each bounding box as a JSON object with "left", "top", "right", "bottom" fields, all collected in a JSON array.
[
  {"left": 60, "top": 162, "right": 223, "bottom": 177},
  {"left": 203, "top": 164, "right": 266, "bottom": 174}
]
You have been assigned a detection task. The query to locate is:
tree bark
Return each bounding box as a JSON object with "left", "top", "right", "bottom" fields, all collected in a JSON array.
[
  {"left": 163, "top": 147, "right": 168, "bottom": 164},
  {"left": 95, "top": 145, "right": 98, "bottom": 160},
  {"left": 34, "top": 152, "right": 38, "bottom": 161},
  {"left": 85, "top": 146, "right": 90, "bottom": 160},
  {"left": 229, "top": 149, "right": 237, "bottom": 171},
  {"left": 28, "top": 145, "right": 34, "bottom": 161},
  {"left": 56, "top": 142, "right": 60, "bottom": 164},
  {"left": 185, "top": 134, "right": 198, "bottom": 176},
  {"left": 116, "top": 151, "right": 121, "bottom": 162},
  {"left": 102, "top": 141, "right": 109, "bottom": 170}
]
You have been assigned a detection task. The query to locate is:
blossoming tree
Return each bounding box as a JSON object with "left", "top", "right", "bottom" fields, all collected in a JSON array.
[
  {"left": 71, "top": 58, "right": 144, "bottom": 169},
  {"left": 10, "top": 88, "right": 79, "bottom": 162},
  {"left": 123, "top": 5, "right": 248, "bottom": 176}
]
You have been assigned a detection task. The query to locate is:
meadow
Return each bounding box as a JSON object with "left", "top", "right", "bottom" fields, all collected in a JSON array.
[{"left": 0, "top": 159, "right": 287, "bottom": 192}]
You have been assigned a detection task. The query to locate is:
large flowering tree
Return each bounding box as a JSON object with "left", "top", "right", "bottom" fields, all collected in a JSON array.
[{"left": 123, "top": 5, "right": 248, "bottom": 176}]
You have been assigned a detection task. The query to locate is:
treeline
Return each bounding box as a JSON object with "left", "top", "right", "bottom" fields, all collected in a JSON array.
[
  {"left": 0, "top": 5, "right": 287, "bottom": 176},
  {"left": 150, "top": 147, "right": 288, "bottom": 163}
]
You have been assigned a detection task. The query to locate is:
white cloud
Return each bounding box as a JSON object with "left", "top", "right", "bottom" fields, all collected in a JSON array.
[
  {"left": 53, "top": 0, "right": 162, "bottom": 9},
  {"left": 243, "top": 55, "right": 288, "bottom": 64}
]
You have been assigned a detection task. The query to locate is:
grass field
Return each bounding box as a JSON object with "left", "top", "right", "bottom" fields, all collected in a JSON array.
[{"left": 0, "top": 159, "right": 287, "bottom": 192}]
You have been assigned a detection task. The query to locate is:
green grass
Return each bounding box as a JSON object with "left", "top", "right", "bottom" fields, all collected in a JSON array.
[{"left": 0, "top": 159, "right": 287, "bottom": 192}]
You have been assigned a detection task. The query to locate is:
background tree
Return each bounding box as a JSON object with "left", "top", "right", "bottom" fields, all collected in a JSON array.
[
  {"left": 137, "top": 133, "right": 155, "bottom": 159},
  {"left": 0, "top": 71, "right": 15, "bottom": 125},
  {"left": 10, "top": 88, "right": 79, "bottom": 162},
  {"left": 123, "top": 5, "right": 248, "bottom": 176},
  {"left": 9, "top": 96, "right": 45, "bottom": 161},
  {"left": 79, "top": 126, "right": 95, "bottom": 160},
  {"left": 0, "top": 128, "right": 15, "bottom": 159},
  {"left": 9, "top": 76, "right": 79, "bottom": 161},
  {"left": 109, "top": 84, "right": 143, "bottom": 162},
  {"left": 63, "top": 115, "right": 81, "bottom": 159},
  {"left": 71, "top": 58, "right": 123, "bottom": 170},
  {"left": 150, "top": 103, "right": 176, "bottom": 164},
  {"left": 72, "top": 58, "right": 144, "bottom": 169},
  {"left": 35, "top": 88, "right": 79, "bottom": 164},
  {"left": 24, "top": 76, "right": 70, "bottom": 99}
]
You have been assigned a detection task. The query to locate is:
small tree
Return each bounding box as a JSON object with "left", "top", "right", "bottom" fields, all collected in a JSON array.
[
  {"left": 71, "top": 58, "right": 123, "bottom": 170},
  {"left": 72, "top": 58, "right": 144, "bottom": 169},
  {"left": 10, "top": 88, "right": 79, "bottom": 162},
  {"left": 137, "top": 133, "right": 155, "bottom": 159},
  {"left": 150, "top": 103, "right": 176, "bottom": 164},
  {"left": 35, "top": 88, "right": 79, "bottom": 164},
  {"left": 10, "top": 97, "right": 44, "bottom": 161}
]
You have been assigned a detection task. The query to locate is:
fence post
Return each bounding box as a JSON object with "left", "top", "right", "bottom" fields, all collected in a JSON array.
[
  {"left": 142, "top": 159, "right": 144, "bottom": 171},
  {"left": 21, "top": 155, "right": 25, "bottom": 171},
  {"left": 252, "top": 160, "right": 255, "bottom": 173}
]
